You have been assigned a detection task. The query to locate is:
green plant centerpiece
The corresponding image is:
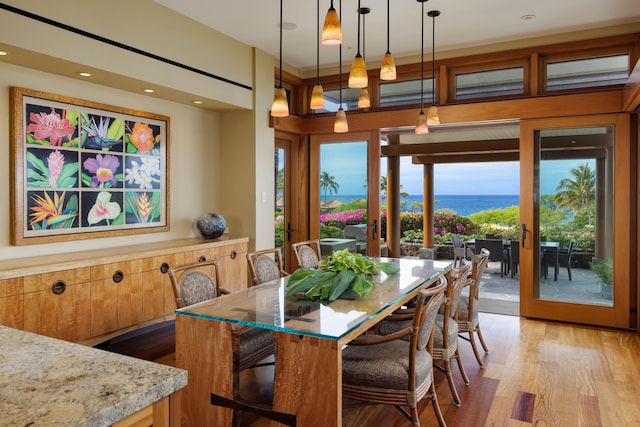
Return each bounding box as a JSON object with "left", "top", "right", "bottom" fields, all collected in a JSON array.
[{"left": 286, "top": 249, "right": 400, "bottom": 302}]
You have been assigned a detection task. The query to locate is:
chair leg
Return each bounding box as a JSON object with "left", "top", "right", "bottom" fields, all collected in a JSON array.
[
  {"left": 441, "top": 359, "right": 462, "bottom": 405},
  {"left": 567, "top": 264, "right": 572, "bottom": 281},
  {"left": 429, "top": 381, "right": 447, "bottom": 427},
  {"left": 476, "top": 325, "right": 489, "bottom": 353},
  {"left": 455, "top": 347, "right": 470, "bottom": 385},
  {"left": 467, "top": 330, "right": 484, "bottom": 367},
  {"left": 410, "top": 404, "right": 420, "bottom": 427}
]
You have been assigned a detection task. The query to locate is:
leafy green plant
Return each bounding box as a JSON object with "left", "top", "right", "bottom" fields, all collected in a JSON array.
[
  {"left": 286, "top": 249, "right": 400, "bottom": 302},
  {"left": 590, "top": 259, "right": 613, "bottom": 284}
]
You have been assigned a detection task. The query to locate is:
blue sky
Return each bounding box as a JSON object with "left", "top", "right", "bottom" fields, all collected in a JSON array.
[{"left": 316, "top": 142, "right": 593, "bottom": 196}]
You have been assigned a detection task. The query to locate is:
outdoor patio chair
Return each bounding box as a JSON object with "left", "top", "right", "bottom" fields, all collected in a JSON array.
[
  {"left": 558, "top": 239, "right": 576, "bottom": 280},
  {"left": 342, "top": 276, "right": 448, "bottom": 427},
  {"left": 474, "top": 238, "right": 508, "bottom": 277},
  {"left": 509, "top": 240, "right": 520, "bottom": 278},
  {"left": 452, "top": 233, "right": 473, "bottom": 267},
  {"left": 457, "top": 249, "right": 491, "bottom": 366}
]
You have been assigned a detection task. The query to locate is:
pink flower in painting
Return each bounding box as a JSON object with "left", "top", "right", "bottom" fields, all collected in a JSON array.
[
  {"left": 83, "top": 154, "right": 120, "bottom": 188},
  {"left": 47, "top": 150, "right": 65, "bottom": 187},
  {"left": 26, "top": 109, "right": 75, "bottom": 146}
]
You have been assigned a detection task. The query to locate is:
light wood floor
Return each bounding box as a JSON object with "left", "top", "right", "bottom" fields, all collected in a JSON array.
[{"left": 232, "top": 313, "right": 640, "bottom": 427}]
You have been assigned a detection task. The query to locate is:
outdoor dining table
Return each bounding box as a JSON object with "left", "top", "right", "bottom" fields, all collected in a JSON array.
[{"left": 174, "top": 257, "right": 452, "bottom": 426}]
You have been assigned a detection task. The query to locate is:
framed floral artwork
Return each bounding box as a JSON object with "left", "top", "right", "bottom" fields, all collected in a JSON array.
[{"left": 10, "top": 87, "right": 170, "bottom": 245}]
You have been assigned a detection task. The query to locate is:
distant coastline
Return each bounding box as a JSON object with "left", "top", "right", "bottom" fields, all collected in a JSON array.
[{"left": 322, "top": 194, "right": 520, "bottom": 217}]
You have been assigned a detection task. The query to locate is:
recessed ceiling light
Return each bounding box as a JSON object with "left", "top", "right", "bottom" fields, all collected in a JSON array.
[
  {"left": 77, "top": 72, "right": 92, "bottom": 77},
  {"left": 521, "top": 14, "right": 536, "bottom": 21},
  {"left": 143, "top": 88, "right": 154, "bottom": 93},
  {"left": 0, "top": 51, "right": 8, "bottom": 56},
  {"left": 192, "top": 100, "right": 203, "bottom": 104}
]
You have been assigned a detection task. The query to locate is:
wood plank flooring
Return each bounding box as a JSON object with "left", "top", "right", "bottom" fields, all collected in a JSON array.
[{"left": 135, "top": 313, "right": 640, "bottom": 426}]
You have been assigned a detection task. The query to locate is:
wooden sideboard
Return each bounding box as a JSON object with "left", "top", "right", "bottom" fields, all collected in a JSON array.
[{"left": 0, "top": 236, "right": 248, "bottom": 344}]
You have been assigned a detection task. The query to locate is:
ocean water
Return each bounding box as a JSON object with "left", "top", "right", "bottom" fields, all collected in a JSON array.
[{"left": 325, "top": 194, "right": 520, "bottom": 217}]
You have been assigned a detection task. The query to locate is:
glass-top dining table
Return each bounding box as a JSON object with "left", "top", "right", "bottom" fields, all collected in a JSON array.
[{"left": 175, "top": 257, "right": 451, "bottom": 426}]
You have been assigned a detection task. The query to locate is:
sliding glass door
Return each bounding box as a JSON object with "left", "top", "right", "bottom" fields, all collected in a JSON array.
[{"left": 519, "top": 115, "right": 630, "bottom": 328}]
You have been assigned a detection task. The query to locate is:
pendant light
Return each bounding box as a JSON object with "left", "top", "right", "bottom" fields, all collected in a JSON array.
[
  {"left": 348, "top": 0, "right": 368, "bottom": 89},
  {"left": 380, "top": 0, "right": 397, "bottom": 81},
  {"left": 357, "top": 7, "right": 371, "bottom": 108},
  {"left": 427, "top": 10, "right": 441, "bottom": 125},
  {"left": 334, "top": 0, "right": 348, "bottom": 133},
  {"left": 415, "top": 0, "right": 428, "bottom": 134},
  {"left": 271, "top": 0, "right": 289, "bottom": 117},
  {"left": 310, "top": 0, "right": 325, "bottom": 110},
  {"left": 322, "top": 0, "right": 342, "bottom": 46}
]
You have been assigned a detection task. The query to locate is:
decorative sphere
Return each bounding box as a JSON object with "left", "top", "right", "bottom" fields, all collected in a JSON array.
[{"left": 196, "top": 213, "right": 226, "bottom": 239}]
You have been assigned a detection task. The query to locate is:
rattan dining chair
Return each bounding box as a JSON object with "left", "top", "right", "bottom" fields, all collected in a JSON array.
[
  {"left": 457, "top": 248, "right": 491, "bottom": 367},
  {"left": 342, "top": 276, "right": 448, "bottom": 427},
  {"left": 291, "top": 239, "right": 321, "bottom": 269},
  {"left": 168, "top": 260, "right": 277, "bottom": 427},
  {"left": 432, "top": 259, "right": 472, "bottom": 405},
  {"left": 247, "top": 247, "right": 290, "bottom": 285}
]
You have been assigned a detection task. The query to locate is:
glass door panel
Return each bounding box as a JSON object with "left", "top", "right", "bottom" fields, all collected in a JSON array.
[{"left": 520, "top": 115, "right": 630, "bottom": 328}]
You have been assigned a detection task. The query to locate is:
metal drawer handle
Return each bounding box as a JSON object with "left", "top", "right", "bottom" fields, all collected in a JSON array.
[
  {"left": 51, "top": 280, "right": 67, "bottom": 295},
  {"left": 230, "top": 250, "right": 237, "bottom": 260},
  {"left": 112, "top": 270, "right": 124, "bottom": 283},
  {"left": 160, "top": 262, "right": 170, "bottom": 274},
  {"left": 199, "top": 256, "right": 207, "bottom": 263}
]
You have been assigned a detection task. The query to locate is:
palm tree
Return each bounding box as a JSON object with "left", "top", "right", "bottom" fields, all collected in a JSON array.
[
  {"left": 554, "top": 163, "right": 595, "bottom": 225},
  {"left": 320, "top": 171, "right": 340, "bottom": 204}
]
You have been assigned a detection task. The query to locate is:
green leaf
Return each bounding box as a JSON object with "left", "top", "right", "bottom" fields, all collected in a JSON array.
[
  {"left": 328, "top": 269, "right": 356, "bottom": 301},
  {"left": 106, "top": 118, "right": 124, "bottom": 140},
  {"left": 351, "top": 274, "right": 374, "bottom": 297},
  {"left": 26, "top": 151, "right": 49, "bottom": 176},
  {"left": 379, "top": 262, "right": 400, "bottom": 275},
  {"left": 57, "top": 163, "right": 79, "bottom": 188}
]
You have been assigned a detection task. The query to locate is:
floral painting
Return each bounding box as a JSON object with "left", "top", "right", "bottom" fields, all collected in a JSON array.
[{"left": 11, "top": 87, "right": 169, "bottom": 245}]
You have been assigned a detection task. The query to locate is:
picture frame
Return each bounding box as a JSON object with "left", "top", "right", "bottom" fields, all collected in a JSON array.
[{"left": 10, "top": 87, "right": 170, "bottom": 245}]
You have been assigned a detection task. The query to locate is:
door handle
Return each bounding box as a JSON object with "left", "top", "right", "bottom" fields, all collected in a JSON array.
[
  {"left": 371, "top": 219, "right": 377, "bottom": 241},
  {"left": 521, "top": 224, "right": 526, "bottom": 248},
  {"left": 286, "top": 223, "right": 293, "bottom": 242}
]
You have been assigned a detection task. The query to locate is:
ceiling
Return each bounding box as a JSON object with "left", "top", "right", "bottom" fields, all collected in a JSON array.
[{"left": 154, "top": 0, "right": 640, "bottom": 74}]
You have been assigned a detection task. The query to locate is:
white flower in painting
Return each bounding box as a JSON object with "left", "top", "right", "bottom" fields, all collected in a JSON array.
[
  {"left": 87, "top": 191, "right": 121, "bottom": 225},
  {"left": 125, "top": 158, "right": 161, "bottom": 190}
]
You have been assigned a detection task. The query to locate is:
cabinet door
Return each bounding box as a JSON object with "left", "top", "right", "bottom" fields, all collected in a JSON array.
[
  {"left": 140, "top": 252, "right": 184, "bottom": 320},
  {"left": 183, "top": 242, "right": 248, "bottom": 293},
  {"left": 0, "top": 278, "right": 24, "bottom": 330},
  {"left": 23, "top": 269, "right": 91, "bottom": 341},
  {"left": 90, "top": 260, "right": 143, "bottom": 336}
]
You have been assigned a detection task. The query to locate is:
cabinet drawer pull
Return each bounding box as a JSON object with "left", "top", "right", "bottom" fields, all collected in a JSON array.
[
  {"left": 51, "top": 280, "right": 67, "bottom": 295},
  {"left": 160, "top": 262, "right": 170, "bottom": 274},
  {"left": 112, "top": 270, "right": 124, "bottom": 283},
  {"left": 230, "top": 250, "right": 237, "bottom": 260},
  {"left": 199, "top": 256, "right": 207, "bottom": 263}
]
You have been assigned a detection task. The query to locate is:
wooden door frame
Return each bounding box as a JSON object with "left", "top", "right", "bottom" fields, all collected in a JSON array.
[
  {"left": 309, "top": 131, "right": 381, "bottom": 256},
  {"left": 520, "top": 113, "right": 632, "bottom": 328}
]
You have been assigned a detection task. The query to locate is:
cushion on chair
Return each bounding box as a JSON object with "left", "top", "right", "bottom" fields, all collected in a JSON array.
[
  {"left": 254, "top": 255, "right": 282, "bottom": 283},
  {"left": 457, "top": 297, "right": 478, "bottom": 324},
  {"left": 342, "top": 338, "right": 433, "bottom": 390},
  {"left": 179, "top": 269, "right": 217, "bottom": 306},
  {"left": 297, "top": 246, "right": 319, "bottom": 269},
  {"left": 433, "top": 313, "right": 459, "bottom": 349}
]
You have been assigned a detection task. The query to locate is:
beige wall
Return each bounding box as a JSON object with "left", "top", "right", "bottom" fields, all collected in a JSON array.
[
  {"left": 0, "top": 0, "right": 278, "bottom": 260},
  {"left": 0, "top": 61, "right": 221, "bottom": 259}
]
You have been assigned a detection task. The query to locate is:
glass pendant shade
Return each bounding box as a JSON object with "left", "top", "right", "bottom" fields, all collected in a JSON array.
[
  {"left": 380, "top": 52, "right": 397, "bottom": 80},
  {"left": 415, "top": 111, "right": 429, "bottom": 134},
  {"left": 348, "top": 54, "right": 368, "bottom": 88},
  {"left": 427, "top": 105, "right": 440, "bottom": 125},
  {"left": 271, "top": 87, "right": 289, "bottom": 117},
  {"left": 310, "top": 83, "right": 325, "bottom": 110},
  {"left": 322, "top": 6, "right": 342, "bottom": 45},
  {"left": 358, "top": 87, "right": 370, "bottom": 108},
  {"left": 334, "top": 108, "right": 349, "bottom": 133}
]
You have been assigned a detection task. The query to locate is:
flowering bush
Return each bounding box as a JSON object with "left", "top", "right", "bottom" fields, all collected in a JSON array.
[
  {"left": 433, "top": 212, "right": 478, "bottom": 236},
  {"left": 320, "top": 209, "right": 366, "bottom": 229}
]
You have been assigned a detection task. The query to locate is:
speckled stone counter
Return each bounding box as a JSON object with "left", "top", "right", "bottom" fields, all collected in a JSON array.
[{"left": 0, "top": 326, "right": 187, "bottom": 427}]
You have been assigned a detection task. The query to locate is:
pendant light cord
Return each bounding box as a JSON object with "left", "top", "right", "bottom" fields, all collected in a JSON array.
[
  {"left": 339, "top": 0, "right": 342, "bottom": 107},
  {"left": 420, "top": 1, "right": 425, "bottom": 112},
  {"left": 316, "top": 0, "right": 320, "bottom": 84},
  {"left": 431, "top": 11, "right": 436, "bottom": 106},
  {"left": 356, "top": 0, "right": 361, "bottom": 55},
  {"left": 278, "top": 0, "right": 283, "bottom": 88},
  {"left": 386, "top": 0, "right": 390, "bottom": 54}
]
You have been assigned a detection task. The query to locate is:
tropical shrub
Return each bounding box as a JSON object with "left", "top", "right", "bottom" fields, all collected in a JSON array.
[
  {"left": 433, "top": 211, "right": 478, "bottom": 236},
  {"left": 320, "top": 224, "right": 343, "bottom": 238},
  {"left": 320, "top": 208, "right": 366, "bottom": 229}
]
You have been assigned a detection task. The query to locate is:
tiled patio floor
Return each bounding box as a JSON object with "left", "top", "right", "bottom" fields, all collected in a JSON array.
[{"left": 454, "top": 260, "right": 613, "bottom": 316}]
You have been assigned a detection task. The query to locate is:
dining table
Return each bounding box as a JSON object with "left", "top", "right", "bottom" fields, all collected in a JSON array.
[{"left": 174, "top": 257, "right": 452, "bottom": 427}]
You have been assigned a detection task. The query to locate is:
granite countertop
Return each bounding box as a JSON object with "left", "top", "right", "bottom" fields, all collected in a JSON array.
[{"left": 0, "top": 326, "right": 187, "bottom": 427}]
